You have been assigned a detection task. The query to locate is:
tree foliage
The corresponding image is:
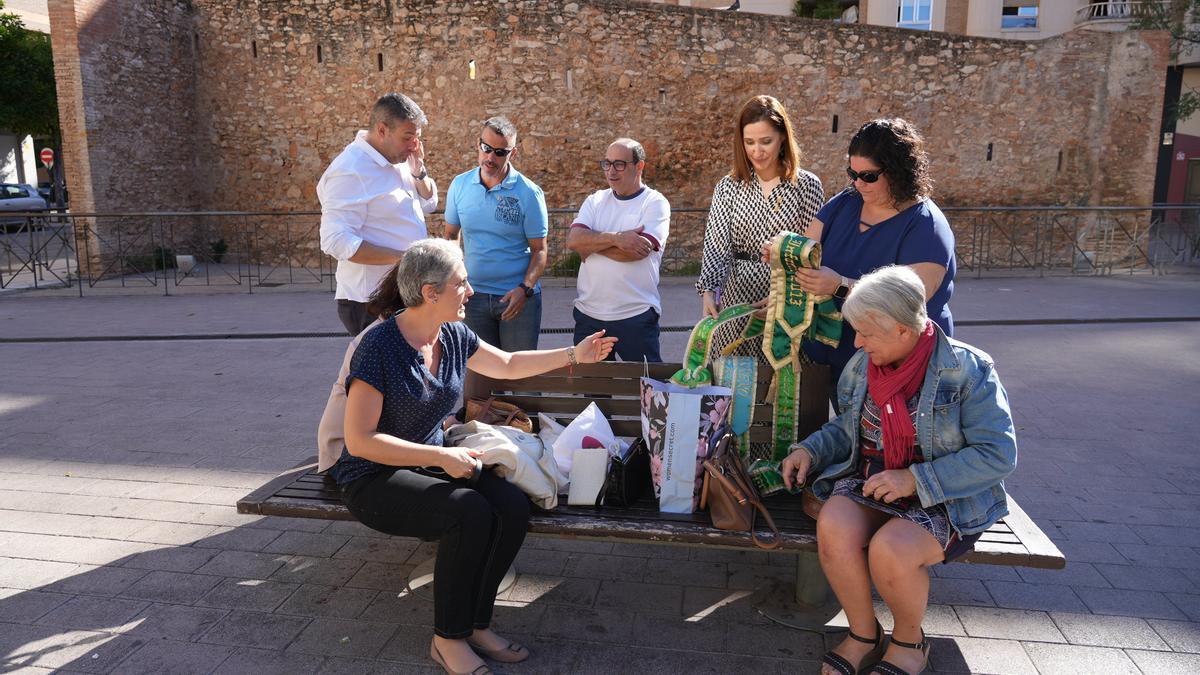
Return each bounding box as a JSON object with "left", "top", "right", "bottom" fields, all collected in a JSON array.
[
  {"left": 0, "top": 0, "right": 59, "bottom": 139},
  {"left": 1134, "top": 0, "right": 1200, "bottom": 123}
]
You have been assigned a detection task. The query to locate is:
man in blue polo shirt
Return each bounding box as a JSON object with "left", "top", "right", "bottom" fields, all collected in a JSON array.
[{"left": 444, "top": 116, "right": 549, "bottom": 350}]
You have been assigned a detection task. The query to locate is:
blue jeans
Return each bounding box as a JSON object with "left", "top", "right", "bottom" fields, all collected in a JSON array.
[
  {"left": 573, "top": 307, "right": 661, "bottom": 362},
  {"left": 464, "top": 291, "right": 541, "bottom": 352}
]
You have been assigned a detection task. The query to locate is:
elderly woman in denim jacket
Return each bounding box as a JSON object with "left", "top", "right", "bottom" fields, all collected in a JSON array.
[{"left": 781, "top": 265, "right": 1017, "bottom": 675}]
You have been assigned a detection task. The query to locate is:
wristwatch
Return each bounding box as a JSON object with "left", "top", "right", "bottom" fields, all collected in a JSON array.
[
  {"left": 519, "top": 283, "right": 534, "bottom": 298},
  {"left": 413, "top": 168, "right": 428, "bottom": 181},
  {"left": 833, "top": 276, "right": 851, "bottom": 301}
]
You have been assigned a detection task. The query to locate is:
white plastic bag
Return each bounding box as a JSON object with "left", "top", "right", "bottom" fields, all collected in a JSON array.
[{"left": 551, "top": 402, "right": 620, "bottom": 478}]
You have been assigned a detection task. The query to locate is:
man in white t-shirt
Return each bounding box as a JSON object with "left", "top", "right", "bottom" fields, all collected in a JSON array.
[
  {"left": 318, "top": 93, "right": 437, "bottom": 335},
  {"left": 565, "top": 138, "right": 670, "bottom": 362}
]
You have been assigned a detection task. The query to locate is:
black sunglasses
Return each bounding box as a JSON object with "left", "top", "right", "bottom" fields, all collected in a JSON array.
[
  {"left": 479, "top": 139, "right": 515, "bottom": 157},
  {"left": 846, "top": 167, "right": 885, "bottom": 184},
  {"left": 599, "top": 159, "right": 635, "bottom": 172}
]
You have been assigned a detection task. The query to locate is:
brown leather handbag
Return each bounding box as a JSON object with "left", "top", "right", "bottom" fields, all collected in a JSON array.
[
  {"left": 464, "top": 397, "right": 533, "bottom": 433},
  {"left": 699, "top": 435, "right": 781, "bottom": 550}
]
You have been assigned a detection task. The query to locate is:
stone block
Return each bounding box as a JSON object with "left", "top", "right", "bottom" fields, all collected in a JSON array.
[
  {"left": 196, "top": 577, "right": 299, "bottom": 612},
  {"left": 1022, "top": 642, "right": 1140, "bottom": 675},
  {"left": 927, "top": 635, "right": 1038, "bottom": 675},
  {"left": 276, "top": 584, "right": 379, "bottom": 619},
  {"left": 199, "top": 610, "right": 312, "bottom": 649},
  {"left": 121, "top": 570, "right": 223, "bottom": 604},
  {"left": 595, "top": 580, "right": 683, "bottom": 615},
  {"left": 955, "top": 606, "right": 1065, "bottom": 642},
  {"left": 34, "top": 595, "right": 148, "bottom": 632},
  {"left": 1049, "top": 611, "right": 1169, "bottom": 650},
  {"left": 984, "top": 580, "right": 1088, "bottom": 613},
  {"left": 1075, "top": 587, "right": 1188, "bottom": 620},
  {"left": 194, "top": 550, "right": 288, "bottom": 579},
  {"left": 212, "top": 646, "right": 327, "bottom": 675},
  {"left": 286, "top": 617, "right": 398, "bottom": 659},
  {"left": 113, "top": 639, "right": 235, "bottom": 674},
  {"left": 122, "top": 603, "right": 230, "bottom": 641}
]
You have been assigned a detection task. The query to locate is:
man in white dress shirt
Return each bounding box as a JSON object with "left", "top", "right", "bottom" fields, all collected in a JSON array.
[
  {"left": 318, "top": 93, "right": 438, "bottom": 334},
  {"left": 565, "top": 138, "right": 670, "bottom": 361}
]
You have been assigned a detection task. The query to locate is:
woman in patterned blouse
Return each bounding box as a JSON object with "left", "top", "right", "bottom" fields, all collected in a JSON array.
[{"left": 695, "top": 94, "right": 825, "bottom": 360}]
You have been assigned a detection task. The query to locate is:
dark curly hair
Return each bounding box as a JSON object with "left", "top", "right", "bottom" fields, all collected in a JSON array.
[{"left": 847, "top": 118, "right": 932, "bottom": 205}]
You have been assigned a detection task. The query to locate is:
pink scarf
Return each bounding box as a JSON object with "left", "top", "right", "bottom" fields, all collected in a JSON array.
[{"left": 866, "top": 321, "right": 936, "bottom": 470}]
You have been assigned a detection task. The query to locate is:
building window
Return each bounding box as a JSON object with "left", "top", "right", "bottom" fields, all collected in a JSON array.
[
  {"left": 1001, "top": 0, "right": 1038, "bottom": 29},
  {"left": 897, "top": 0, "right": 933, "bottom": 31}
]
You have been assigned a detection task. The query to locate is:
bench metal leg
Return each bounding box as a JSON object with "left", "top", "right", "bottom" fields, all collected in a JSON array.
[
  {"left": 795, "top": 550, "right": 834, "bottom": 607},
  {"left": 754, "top": 551, "right": 841, "bottom": 634},
  {"left": 404, "top": 557, "right": 517, "bottom": 602}
]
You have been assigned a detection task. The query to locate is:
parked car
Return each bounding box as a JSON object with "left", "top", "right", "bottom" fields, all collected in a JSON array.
[{"left": 0, "top": 183, "right": 49, "bottom": 228}]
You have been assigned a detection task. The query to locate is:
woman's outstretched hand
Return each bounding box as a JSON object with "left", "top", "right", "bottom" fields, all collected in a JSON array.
[
  {"left": 701, "top": 291, "right": 719, "bottom": 319},
  {"left": 574, "top": 330, "right": 618, "bottom": 364}
]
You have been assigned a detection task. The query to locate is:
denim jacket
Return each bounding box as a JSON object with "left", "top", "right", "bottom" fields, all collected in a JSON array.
[{"left": 800, "top": 326, "right": 1018, "bottom": 535}]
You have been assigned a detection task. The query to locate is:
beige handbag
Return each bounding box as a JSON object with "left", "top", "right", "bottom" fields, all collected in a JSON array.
[
  {"left": 464, "top": 397, "right": 533, "bottom": 433},
  {"left": 699, "top": 435, "right": 781, "bottom": 550}
]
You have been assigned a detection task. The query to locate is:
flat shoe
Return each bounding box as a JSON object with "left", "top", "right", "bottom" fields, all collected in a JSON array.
[
  {"left": 430, "top": 638, "right": 492, "bottom": 675},
  {"left": 467, "top": 637, "right": 531, "bottom": 663}
]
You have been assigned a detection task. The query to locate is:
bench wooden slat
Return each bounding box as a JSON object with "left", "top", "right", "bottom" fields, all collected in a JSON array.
[{"left": 238, "top": 459, "right": 1064, "bottom": 568}]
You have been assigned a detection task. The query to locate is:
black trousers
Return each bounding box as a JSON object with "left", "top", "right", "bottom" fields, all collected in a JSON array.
[
  {"left": 341, "top": 467, "right": 531, "bottom": 639},
  {"left": 336, "top": 299, "right": 376, "bottom": 336}
]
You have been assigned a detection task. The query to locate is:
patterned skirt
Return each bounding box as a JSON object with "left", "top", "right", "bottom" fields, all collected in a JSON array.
[{"left": 832, "top": 476, "right": 980, "bottom": 563}]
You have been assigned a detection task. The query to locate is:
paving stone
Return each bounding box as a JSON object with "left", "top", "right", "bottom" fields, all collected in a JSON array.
[
  {"left": 113, "top": 638, "right": 235, "bottom": 674},
  {"left": 642, "top": 558, "right": 727, "bottom": 588},
  {"left": 126, "top": 521, "right": 218, "bottom": 546},
  {"left": 502, "top": 574, "right": 599, "bottom": 607},
  {"left": 1112, "top": 543, "right": 1200, "bottom": 570},
  {"left": 534, "top": 604, "right": 635, "bottom": 643},
  {"left": 276, "top": 583, "right": 379, "bottom": 619},
  {"left": 725, "top": 617, "right": 826, "bottom": 660},
  {"left": 317, "top": 655, "right": 420, "bottom": 674},
  {"left": 934, "top": 563, "right": 1022, "bottom": 582},
  {"left": 1075, "top": 586, "right": 1188, "bottom": 620},
  {"left": 271, "top": 555, "right": 364, "bottom": 587},
  {"left": 927, "top": 635, "right": 1038, "bottom": 675},
  {"left": 0, "top": 588, "right": 71, "bottom": 623},
  {"left": 0, "top": 622, "right": 146, "bottom": 673},
  {"left": 212, "top": 646, "right": 328, "bottom": 675},
  {"left": 332, "top": 536, "right": 423, "bottom": 564},
  {"left": 285, "top": 617, "right": 398, "bottom": 658},
  {"left": 0, "top": 558, "right": 84, "bottom": 590},
  {"left": 121, "top": 570, "right": 223, "bottom": 604},
  {"left": 562, "top": 553, "right": 648, "bottom": 582},
  {"left": 1170, "top": 592, "right": 1200, "bottom": 622},
  {"left": 42, "top": 565, "right": 149, "bottom": 597},
  {"left": 928, "top": 577, "right": 994, "bottom": 607},
  {"left": 1014, "top": 562, "right": 1112, "bottom": 588},
  {"left": 1093, "top": 562, "right": 1197, "bottom": 593},
  {"left": 688, "top": 547, "right": 772, "bottom": 565},
  {"left": 194, "top": 550, "right": 288, "bottom": 579},
  {"left": 195, "top": 526, "right": 282, "bottom": 552},
  {"left": 342, "top": 561, "right": 413, "bottom": 592},
  {"left": 725, "top": 562, "right": 795, "bottom": 591},
  {"left": 1049, "top": 611, "right": 1170, "bottom": 649},
  {"left": 577, "top": 640, "right": 805, "bottom": 674},
  {"left": 247, "top": 516, "right": 332, "bottom": 533},
  {"left": 609, "top": 541, "right": 689, "bottom": 559},
  {"left": 1053, "top": 540, "right": 1130, "bottom": 565},
  {"left": 489, "top": 602, "right": 547, "bottom": 636},
  {"left": 374, "top": 624, "right": 434, "bottom": 664},
  {"left": 121, "top": 545, "right": 218, "bottom": 573},
  {"left": 1022, "top": 641, "right": 1140, "bottom": 675},
  {"left": 356, "top": 588, "right": 434, "bottom": 626},
  {"left": 1052, "top": 521, "right": 1145, "bottom": 544},
  {"left": 595, "top": 580, "right": 683, "bottom": 615},
  {"left": 196, "top": 577, "right": 299, "bottom": 612},
  {"left": 1126, "top": 649, "right": 1200, "bottom": 673},
  {"left": 531, "top": 538, "right": 615, "bottom": 555},
  {"left": 1146, "top": 618, "right": 1200, "bottom": 652},
  {"left": 680, "top": 586, "right": 772, "bottom": 627},
  {"left": 262, "top": 531, "right": 352, "bottom": 558},
  {"left": 33, "top": 595, "right": 149, "bottom": 632},
  {"left": 121, "top": 603, "right": 230, "bottom": 641},
  {"left": 984, "top": 580, "right": 1088, "bottom": 613},
  {"left": 512, "top": 546, "right": 568, "bottom": 577},
  {"left": 199, "top": 610, "right": 312, "bottom": 649},
  {"left": 954, "top": 606, "right": 1066, "bottom": 642}
]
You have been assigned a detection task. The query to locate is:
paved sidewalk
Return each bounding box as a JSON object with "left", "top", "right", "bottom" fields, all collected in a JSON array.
[{"left": 0, "top": 275, "right": 1198, "bottom": 673}]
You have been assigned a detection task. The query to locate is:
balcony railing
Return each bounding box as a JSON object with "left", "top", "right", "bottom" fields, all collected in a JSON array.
[{"left": 1075, "top": 1, "right": 1170, "bottom": 24}]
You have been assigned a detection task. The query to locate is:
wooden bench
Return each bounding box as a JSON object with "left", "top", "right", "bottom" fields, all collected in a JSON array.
[{"left": 239, "top": 361, "right": 1063, "bottom": 607}]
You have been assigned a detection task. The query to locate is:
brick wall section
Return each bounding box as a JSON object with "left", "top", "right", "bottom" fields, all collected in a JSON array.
[{"left": 49, "top": 0, "right": 1169, "bottom": 270}]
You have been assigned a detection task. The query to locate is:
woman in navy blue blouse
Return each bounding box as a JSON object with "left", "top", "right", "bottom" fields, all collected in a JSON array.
[
  {"left": 771, "top": 118, "right": 956, "bottom": 400},
  {"left": 333, "top": 239, "right": 615, "bottom": 675}
]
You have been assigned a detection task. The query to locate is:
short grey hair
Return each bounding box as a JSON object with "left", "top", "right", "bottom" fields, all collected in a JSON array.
[
  {"left": 482, "top": 116, "right": 518, "bottom": 142},
  {"left": 370, "top": 93, "right": 427, "bottom": 128},
  {"left": 610, "top": 138, "right": 646, "bottom": 163},
  {"left": 396, "top": 239, "right": 463, "bottom": 307},
  {"left": 842, "top": 265, "right": 928, "bottom": 333}
]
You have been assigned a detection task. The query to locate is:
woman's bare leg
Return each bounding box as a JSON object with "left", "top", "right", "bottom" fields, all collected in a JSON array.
[
  {"left": 818, "top": 496, "right": 890, "bottom": 674},
  {"left": 868, "top": 518, "right": 945, "bottom": 674}
]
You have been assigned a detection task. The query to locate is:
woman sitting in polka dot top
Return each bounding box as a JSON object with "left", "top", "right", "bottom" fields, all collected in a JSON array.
[{"left": 333, "top": 238, "right": 615, "bottom": 675}]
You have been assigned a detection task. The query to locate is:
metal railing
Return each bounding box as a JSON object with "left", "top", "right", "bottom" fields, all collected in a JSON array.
[
  {"left": 1074, "top": 1, "right": 1170, "bottom": 23},
  {"left": 1, "top": 205, "right": 1197, "bottom": 295}
]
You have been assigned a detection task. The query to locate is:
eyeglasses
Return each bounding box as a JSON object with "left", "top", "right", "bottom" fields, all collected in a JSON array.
[
  {"left": 479, "top": 139, "right": 515, "bottom": 157},
  {"left": 846, "top": 167, "right": 885, "bottom": 184},
  {"left": 599, "top": 159, "right": 636, "bottom": 172}
]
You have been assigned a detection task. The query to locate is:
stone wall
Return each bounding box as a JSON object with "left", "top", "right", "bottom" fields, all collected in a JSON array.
[{"left": 50, "top": 0, "right": 1169, "bottom": 271}]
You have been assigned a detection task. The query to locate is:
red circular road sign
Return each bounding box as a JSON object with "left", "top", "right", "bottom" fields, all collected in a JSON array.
[{"left": 40, "top": 148, "right": 54, "bottom": 168}]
